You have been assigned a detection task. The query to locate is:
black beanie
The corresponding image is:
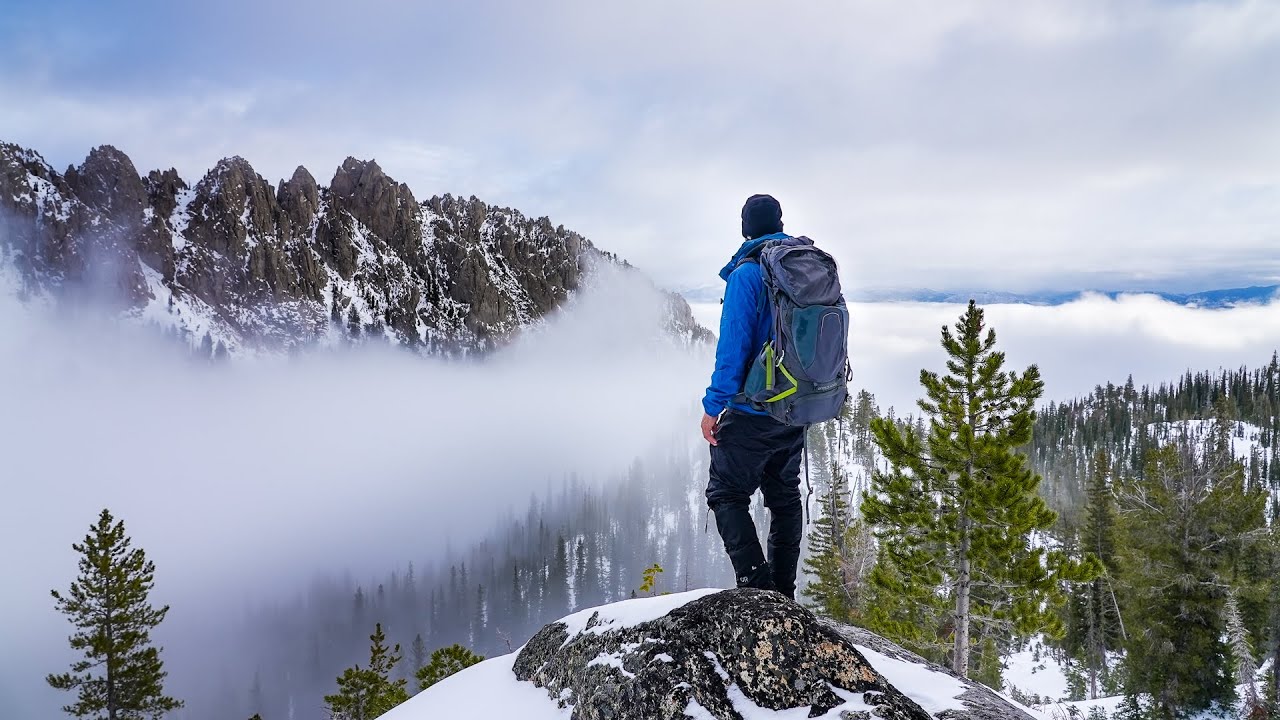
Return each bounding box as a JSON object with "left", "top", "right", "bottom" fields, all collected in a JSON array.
[{"left": 741, "top": 194, "right": 783, "bottom": 239}]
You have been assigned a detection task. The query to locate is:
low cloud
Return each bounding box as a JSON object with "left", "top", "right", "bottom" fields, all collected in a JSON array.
[
  {"left": 694, "top": 294, "right": 1280, "bottom": 415},
  {"left": 0, "top": 267, "right": 708, "bottom": 718}
]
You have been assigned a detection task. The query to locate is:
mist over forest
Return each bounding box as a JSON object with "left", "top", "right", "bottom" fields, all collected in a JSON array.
[
  {"left": 1, "top": 266, "right": 712, "bottom": 719},
  {"left": 6, "top": 267, "right": 1278, "bottom": 718}
]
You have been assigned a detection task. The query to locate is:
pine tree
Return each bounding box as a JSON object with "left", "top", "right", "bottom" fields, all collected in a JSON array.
[
  {"left": 346, "top": 306, "right": 362, "bottom": 340},
  {"left": 547, "top": 535, "right": 569, "bottom": 615},
  {"left": 416, "top": 645, "right": 484, "bottom": 691},
  {"left": 47, "top": 509, "right": 183, "bottom": 720},
  {"left": 861, "top": 301, "right": 1099, "bottom": 682},
  {"left": 1226, "top": 589, "right": 1262, "bottom": 718},
  {"left": 802, "top": 459, "right": 874, "bottom": 622},
  {"left": 324, "top": 623, "right": 408, "bottom": 720},
  {"left": 1062, "top": 451, "right": 1124, "bottom": 699},
  {"left": 410, "top": 634, "right": 427, "bottom": 677},
  {"left": 1266, "top": 524, "right": 1280, "bottom": 716},
  {"left": 1116, "top": 442, "right": 1268, "bottom": 717}
]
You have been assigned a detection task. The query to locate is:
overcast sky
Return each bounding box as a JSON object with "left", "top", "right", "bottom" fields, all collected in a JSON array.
[{"left": 2, "top": 0, "right": 1278, "bottom": 293}]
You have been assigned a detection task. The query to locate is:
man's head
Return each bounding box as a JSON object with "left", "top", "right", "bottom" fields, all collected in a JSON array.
[{"left": 741, "top": 194, "right": 784, "bottom": 240}]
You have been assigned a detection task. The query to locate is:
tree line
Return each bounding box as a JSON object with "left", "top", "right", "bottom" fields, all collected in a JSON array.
[{"left": 802, "top": 302, "right": 1279, "bottom": 719}]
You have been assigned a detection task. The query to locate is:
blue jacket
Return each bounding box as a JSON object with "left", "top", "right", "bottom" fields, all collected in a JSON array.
[{"left": 701, "top": 232, "right": 789, "bottom": 417}]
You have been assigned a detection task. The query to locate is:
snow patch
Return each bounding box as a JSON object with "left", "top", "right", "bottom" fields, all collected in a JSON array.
[
  {"left": 855, "top": 644, "right": 968, "bottom": 716},
  {"left": 556, "top": 588, "right": 721, "bottom": 646},
  {"left": 380, "top": 653, "right": 570, "bottom": 720}
]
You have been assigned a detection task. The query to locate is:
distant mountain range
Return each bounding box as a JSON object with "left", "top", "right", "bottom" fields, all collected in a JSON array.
[
  {"left": 0, "top": 142, "right": 710, "bottom": 354},
  {"left": 679, "top": 284, "right": 1279, "bottom": 309}
]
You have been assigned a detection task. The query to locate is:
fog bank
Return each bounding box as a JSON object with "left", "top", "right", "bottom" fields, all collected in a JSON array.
[
  {"left": 0, "top": 268, "right": 708, "bottom": 718},
  {"left": 692, "top": 292, "right": 1280, "bottom": 415}
]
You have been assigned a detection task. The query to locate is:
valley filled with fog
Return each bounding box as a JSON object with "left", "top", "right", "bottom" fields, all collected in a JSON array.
[{"left": 4, "top": 279, "right": 1277, "bottom": 719}]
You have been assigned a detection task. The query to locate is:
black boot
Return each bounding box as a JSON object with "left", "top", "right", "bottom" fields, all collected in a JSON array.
[
  {"left": 738, "top": 560, "right": 776, "bottom": 592},
  {"left": 711, "top": 501, "right": 771, "bottom": 589}
]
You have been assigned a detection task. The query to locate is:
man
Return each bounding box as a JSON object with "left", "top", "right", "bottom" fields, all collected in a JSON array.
[{"left": 700, "top": 194, "right": 806, "bottom": 600}]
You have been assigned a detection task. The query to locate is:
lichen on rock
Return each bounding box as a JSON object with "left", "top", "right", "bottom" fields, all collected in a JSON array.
[{"left": 513, "top": 589, "right": 933, "bottom": 720}]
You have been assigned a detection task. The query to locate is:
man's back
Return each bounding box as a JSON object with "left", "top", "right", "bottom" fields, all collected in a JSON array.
[{"left": 700, "top": 195, "right": 808, "bottom": 599}]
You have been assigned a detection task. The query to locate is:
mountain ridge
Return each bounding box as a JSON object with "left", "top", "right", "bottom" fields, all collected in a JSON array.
[{"left": 0, "top": 141, "right": 711, "bottom": 354}]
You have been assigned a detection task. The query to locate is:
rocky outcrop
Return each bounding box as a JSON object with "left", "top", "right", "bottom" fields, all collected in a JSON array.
[
  {"left": 0, "top": 141, "right": 708, "bottom": 353},
  {"left": 0, "top": 143, "right": 149, "bottom": 305},
  {"left": 514, "top": 589, "right": 934, "bottom": 720}
]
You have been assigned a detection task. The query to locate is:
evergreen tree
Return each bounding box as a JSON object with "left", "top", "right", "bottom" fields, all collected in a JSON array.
[
  {"left": 547, "top": 535, "right": 569, "bottom": 615},
  {"left": 323, "top": 623, "right": 408, "bottom": 720},
  {"left": 1061, "top": 451, "right": 1124, "bottom": 699},
  {"left": 47, "top": 509, "right": 183, "bottom": 720},
  {"left": 801, "top": 459, "right": 874, "bottom": 622},
  {"left": 861, "top": 301, "right": 1098, "bottom": 682},
  {"left": 1116, "top": 442, "right": 1268, "bottom": 717},
  {"left": 410, "top": 634, "right": 427, "bottom": 677},
  {"left": 416, "top": 645, "right": 484, "bottom": 691},
  {"left": 1265, "top": 524, "right": 1280, "bottom": 716},
  {"left": 346, "top": 306, "right": 362, "bottom": 340},
  {"left": 1226, "top": 589, "right": 1263, "bottom": 718}
]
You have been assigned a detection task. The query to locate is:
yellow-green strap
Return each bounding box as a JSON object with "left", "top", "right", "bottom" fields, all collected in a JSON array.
[
  {"left": 765, "top": 359, "right": 798, "bottom": 403},
  {"left": 764, "top": 343, "right": 775, "bottom": 390}
]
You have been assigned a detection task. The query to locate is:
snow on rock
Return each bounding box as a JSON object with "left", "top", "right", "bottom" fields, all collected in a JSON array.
[
  {"left": 833, "top": 622, "right": 1042, "bottom": 720},
  {"left": 396, "top": 588, "right": 1049, "bottom": 719},
  {"left": 389, "top": 588, "right": 1049, "bottom": 719},
  {"left": 556, "top": 587, "right": 721, "bottom": 645}
]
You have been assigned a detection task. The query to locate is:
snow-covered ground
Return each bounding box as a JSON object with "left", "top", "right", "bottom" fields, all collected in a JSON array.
[
  {"left": 1009, "top": 638, "right": 1273, "bottom": 720},
  {"left": 1146, "top": 419, "right": 1268, "bottom": 463},
  {"left": 1003, "top": 638, "right": 1069, "bottom": 706}
]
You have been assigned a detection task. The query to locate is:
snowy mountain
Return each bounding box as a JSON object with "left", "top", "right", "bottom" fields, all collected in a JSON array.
[{"left": 0, "top": 142, "right": 710, "bottom": 354}]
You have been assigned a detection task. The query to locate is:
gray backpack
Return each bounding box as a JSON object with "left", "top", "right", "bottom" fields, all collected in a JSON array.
[{"left": 735, "top": 236, "right": 850, "bottom": 426}]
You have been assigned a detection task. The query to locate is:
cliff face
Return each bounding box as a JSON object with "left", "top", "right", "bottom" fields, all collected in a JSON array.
[{"left": 0, "top": 142, "right": 710, "bottom": 353}]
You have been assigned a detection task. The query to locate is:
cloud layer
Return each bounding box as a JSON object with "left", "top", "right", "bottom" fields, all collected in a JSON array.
[
  {"left": 0, "top": 268, "right": 708, "bottom": 718},
  {"left": 692, "top": 293, "right": 1280, "bottom": 416},
  {"left": 3, "top": 0, "right": 1278, "bottom": 291}
]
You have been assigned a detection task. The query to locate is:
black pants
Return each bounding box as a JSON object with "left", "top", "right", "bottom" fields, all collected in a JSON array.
[{"left": 706, "top": 409, "right": 805, "bottom": 599}]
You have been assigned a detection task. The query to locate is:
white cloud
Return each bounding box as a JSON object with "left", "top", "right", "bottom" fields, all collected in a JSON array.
[
  {"left": 2, "top": 0, "right": 1277, "bottom": 292},
  {"left": 695, "top": 295, "right": 1280, "bottom": 415},
  {"left": 0, "top": 268, "right": 708, "bottom": 718}
]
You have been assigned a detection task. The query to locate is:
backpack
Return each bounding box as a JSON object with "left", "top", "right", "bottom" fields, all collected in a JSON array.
[{"left": 734, "top": 236, "right": 850, "bottom": 426}]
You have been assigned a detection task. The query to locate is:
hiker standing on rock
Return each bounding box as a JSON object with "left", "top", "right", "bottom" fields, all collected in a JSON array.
[{"left": 700, "top": 195, "right": 851, "bottom": 600}]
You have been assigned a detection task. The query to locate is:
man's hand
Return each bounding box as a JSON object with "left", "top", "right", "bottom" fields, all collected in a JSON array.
[{"left": 701, "top": 413, "right": 720, "bottom": 446}]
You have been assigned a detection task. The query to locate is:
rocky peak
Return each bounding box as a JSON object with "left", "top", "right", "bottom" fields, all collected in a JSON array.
[
  {"left": 186, "top": 156, "right": 280, "bottom": 257},
  {"left": 0, "top": 140, "right": 710, "bottom": 355},
  {"left": 327, "top": 157, "right": 421, "bottom": 262},
  {"left": 278, "top": 165, "right": 319, "bottom": 233},
  {"left": 0, "top": 143, "right": 149, "bottom": 305},
  {"left": 65, "top": 145, "right": 147, "bottom": 221},
  {"left": 145, "top": 168, "right": 187, "bottom": 220}
]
